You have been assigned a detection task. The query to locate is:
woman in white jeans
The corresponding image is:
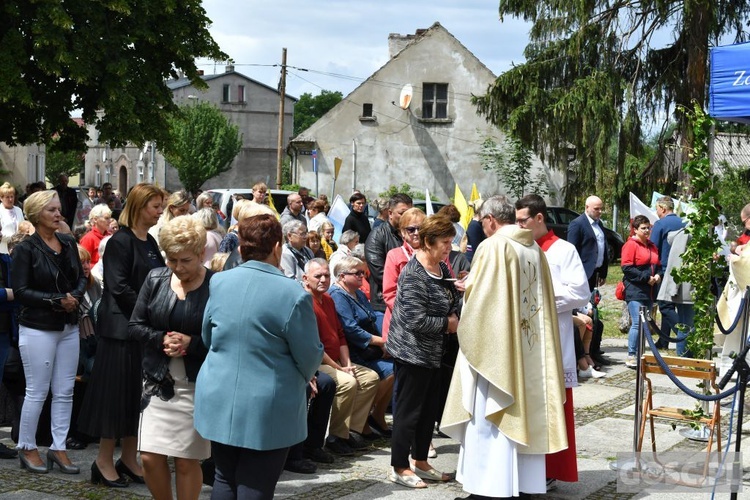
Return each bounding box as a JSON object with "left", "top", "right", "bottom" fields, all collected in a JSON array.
[{"left": 11, "top": 190, "right": 86, "bottom": 474}]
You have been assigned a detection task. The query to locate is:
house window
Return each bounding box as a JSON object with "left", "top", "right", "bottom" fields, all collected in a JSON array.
[
  {"left": 222, "top": 84, "right": 231, "bottom": 103},
  {"left": 96, "top": 166, "right": 101, "bottom": 186},
  {"left": 238, "top": 85, "right": 245, "bottom": 103},
  {"left": 362, "top": 103, "right": 373, "bottom": 117},
  {"left": 422, "top": 83, "right": 448, "bottom": 119}
]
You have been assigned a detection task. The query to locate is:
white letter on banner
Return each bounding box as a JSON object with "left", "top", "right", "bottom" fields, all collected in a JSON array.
[{"left": 733, "top": 70, "right": 748, "bottom": 86}]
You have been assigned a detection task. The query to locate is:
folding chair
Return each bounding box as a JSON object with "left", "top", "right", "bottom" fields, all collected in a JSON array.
[{"left": 637, "top": 354, "right": 722, "bottom": 482}]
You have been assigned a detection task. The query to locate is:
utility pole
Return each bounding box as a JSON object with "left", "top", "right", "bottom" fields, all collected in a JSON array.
[{"left": 275, "top": 48, "right": 287, "bottom": 189}]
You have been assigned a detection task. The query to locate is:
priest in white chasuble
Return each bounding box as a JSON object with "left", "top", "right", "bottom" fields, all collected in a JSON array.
[{"left": 441, "top": 195, "right": 567, "bottom": 499}]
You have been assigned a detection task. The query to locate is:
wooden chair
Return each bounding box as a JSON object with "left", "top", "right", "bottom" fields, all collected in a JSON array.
[{"left": 637, "top": 354, "right": 722, "bottom": 483}]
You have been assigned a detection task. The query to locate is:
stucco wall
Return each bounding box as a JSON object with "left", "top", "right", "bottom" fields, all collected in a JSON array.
[{"left": 293, "top": 26, "right": 563, "bottom": 203}]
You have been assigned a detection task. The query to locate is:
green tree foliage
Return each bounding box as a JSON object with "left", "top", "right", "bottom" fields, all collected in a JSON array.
[
  {"left": 673, "top": 104, "right": 724, "bottom": 357},
  {"left": 479, "top": 137, "right": 547, "bottom": 199},
  {"left": 0, "top": 0, "right": 227, "bottom": 152},
  {"left": 293, "top": 90, "right": 343, "bottom": 136},
  {"left": 715, "top": 163, "right": 750, "bottom": 240},
  {"left": 379, "top": 184, "right": 438, "bottom": 202},
  {"left": 475, "top": 1, "right": 750, "bottom": 206},
  {"left": 162, "top": 103, "right": 243, "bottom": 194},
  {"left": 44, "top": 139, "right": 85, "bottom": 184}
]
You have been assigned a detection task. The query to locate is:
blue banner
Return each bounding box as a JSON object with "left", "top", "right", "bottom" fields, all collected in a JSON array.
[
  {"left": 312, "top": 149, "right": 318, "bottom": 173},
  {"left": 709, "top": 42, "right": 750, "bottom": 124}
]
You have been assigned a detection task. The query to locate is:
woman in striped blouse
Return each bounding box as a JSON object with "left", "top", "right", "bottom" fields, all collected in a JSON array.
[{"left": 385, "top": 215, "right": 460, "bottom": 489}]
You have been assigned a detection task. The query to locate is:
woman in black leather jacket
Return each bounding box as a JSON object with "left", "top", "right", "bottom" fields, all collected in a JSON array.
[
  {"left": 78, "top": 183, "right": 165, "bottom": 488},
  {"left": 11, "top": 190, "right": 86, "bottom": 474},
  {"left": 130, "top": 215, "right": 212, "bottom": 500}
]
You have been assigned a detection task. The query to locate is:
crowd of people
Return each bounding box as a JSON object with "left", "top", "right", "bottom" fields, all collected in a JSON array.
[{"left": 2, "top": 178, "right": 748, "bottom": 500}]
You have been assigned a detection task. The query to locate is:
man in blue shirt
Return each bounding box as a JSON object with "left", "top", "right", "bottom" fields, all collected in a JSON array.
[{"left": 650, "top": 196, "right": 686, "bottom": 349}]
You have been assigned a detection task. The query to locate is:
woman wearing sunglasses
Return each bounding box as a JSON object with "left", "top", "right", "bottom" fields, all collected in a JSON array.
[{"left": 330, "top": 256, "right": 393, "bottom": 439}]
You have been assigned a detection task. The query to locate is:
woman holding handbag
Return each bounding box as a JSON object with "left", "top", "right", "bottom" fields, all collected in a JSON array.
[
  {"left": 11, "top": 190, "right": 87, "bottom": 474},
  {"left": 622, "top": 215, "right": 661, "bottom": 368}
]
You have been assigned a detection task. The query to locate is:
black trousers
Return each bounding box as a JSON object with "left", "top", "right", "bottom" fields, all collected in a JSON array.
[
  {"left": 391, "top": 360, "right": 441, "bottom": 469},
  {"left": 287, "top": 370, "right": 336, "bottom": 460},
  {"left": 211, "top": 441, "right": 289, "bottom": 500}
]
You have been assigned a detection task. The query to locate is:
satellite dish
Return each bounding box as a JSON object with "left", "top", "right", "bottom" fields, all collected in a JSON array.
[{"left": 399, "top": 84, "right": 413, "bottom": 110}]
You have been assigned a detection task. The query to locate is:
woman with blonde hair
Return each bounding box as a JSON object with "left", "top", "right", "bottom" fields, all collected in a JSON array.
[
  {"left": 149, "top": 190, "right": 191, "bottom": 244},
  {"left": 130, "top": 216, "right": 212, "bottom": 499},
  {"left": 11, "top": 190, "right": 86, "bottom": 474},
  {"left": 218, "top": 199, "right": 251, "bottom": 254},
  {"left": 79, "top": 204, "right": 112, "bottom": 265},
  {"left": 78, "top": 183, "right": 166, "bottom": 488},
  {"left": 0, "top": 182, "right": 25, "bottom": 253},
  {"left": 193, "top": 208, "right": 223, "bottom": 266}
]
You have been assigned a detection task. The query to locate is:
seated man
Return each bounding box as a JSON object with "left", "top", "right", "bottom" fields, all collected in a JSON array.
[{"left": 303, "top": 258, "right": 381, "bottom": 455}]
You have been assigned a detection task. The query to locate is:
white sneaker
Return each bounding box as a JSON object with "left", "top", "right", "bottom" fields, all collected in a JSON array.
[
  {"left": 626, "top": 356, "right": 637, "bottom": 368},
  {"left": 428, "top": 442, "right": 437, "bottom": 458},
  {"left": 591, "top": 367, "right": 607, "bottom": 378},
  {"left": 578, "top": 367, "right": 594, "bottom": 379}
]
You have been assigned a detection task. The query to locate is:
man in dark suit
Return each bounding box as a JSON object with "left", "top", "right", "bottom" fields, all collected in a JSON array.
[{"left": 567, "top": 195, "right": 610, "bottom": 366}]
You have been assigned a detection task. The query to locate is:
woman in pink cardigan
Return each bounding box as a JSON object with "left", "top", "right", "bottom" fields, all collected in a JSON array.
[{"left": 381, "top": 208, "right": 425, "bottom": 340}]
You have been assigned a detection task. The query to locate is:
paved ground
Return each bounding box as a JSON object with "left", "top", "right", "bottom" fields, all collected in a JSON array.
[{"left": 2, "top": 334, "right": 750, "bottom": 498}]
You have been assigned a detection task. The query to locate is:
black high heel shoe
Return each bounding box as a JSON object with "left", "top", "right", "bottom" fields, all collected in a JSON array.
[
  {"left": 91, "top": 461, "right": 128, "bottom": 488},
  {"left": 46, "top": 450, "right": 80, "bottom": 474},
  {"left": 116, "top": 458, "right": 145, "bottom": 484},
  {"left": 19, "top": 451, "right": 48, "bottom": 474}
]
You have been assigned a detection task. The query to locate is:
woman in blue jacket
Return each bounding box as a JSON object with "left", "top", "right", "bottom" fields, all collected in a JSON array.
[{"left": 194, "top": 214, "right": 323, "bottom": 500}]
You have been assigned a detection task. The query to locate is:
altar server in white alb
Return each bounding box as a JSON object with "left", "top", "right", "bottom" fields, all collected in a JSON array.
[
  {"left": 441, "top": 195, "right": 567, "bottom": 498},
  {"left": 516, "top": 194, "right": 593, "bottom": 486}
]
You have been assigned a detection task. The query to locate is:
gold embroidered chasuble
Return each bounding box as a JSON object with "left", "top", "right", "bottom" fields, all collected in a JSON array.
[{"left": 441, "top": 225, "right": 567, "bottom": 454}]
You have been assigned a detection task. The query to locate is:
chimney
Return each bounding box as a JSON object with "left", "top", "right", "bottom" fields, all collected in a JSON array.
[
  {"left": 388, "top": 33, "right": 415, "bottom": 58},
  {"left": 225, "top": 64, "right": 235, "bottom": 73}
]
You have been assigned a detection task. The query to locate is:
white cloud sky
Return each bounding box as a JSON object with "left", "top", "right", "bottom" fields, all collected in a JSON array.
[{"left": 198, "top": 0, "right": 531, "bottom": 99}]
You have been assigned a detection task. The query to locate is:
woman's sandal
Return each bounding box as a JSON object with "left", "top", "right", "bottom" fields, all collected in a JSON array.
[
  {"left": 389, "top": 468, "right": 427, "bottom": 488},
  {"left": 412, "top": 466, "right": 452, "bottom": 482}
]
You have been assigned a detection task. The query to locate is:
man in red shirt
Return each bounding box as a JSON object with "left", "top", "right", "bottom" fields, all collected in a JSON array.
[{"left": 303, "top": 258, "right": 381, "bottom": 455}]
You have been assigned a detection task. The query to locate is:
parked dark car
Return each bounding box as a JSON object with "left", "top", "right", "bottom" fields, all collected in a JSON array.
[{"left": 545, "top": 206, "right": 624, "bottom": 263}]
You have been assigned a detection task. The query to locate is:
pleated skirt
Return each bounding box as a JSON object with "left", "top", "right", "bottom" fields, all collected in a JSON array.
[{"left": 77, "top": 337, "right": 142, "bottom": 439}]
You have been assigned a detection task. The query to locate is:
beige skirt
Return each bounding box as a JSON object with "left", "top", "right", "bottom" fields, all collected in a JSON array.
[{"left": 138, "top": 358, "right": 211, "bottom": 460}]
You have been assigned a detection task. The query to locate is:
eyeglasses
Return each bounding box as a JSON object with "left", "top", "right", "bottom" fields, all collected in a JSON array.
[
  {"left": 515, "top": 216, "right": 532, "bottom": 225},
  {"left": 342, "top": 270, "right": 366, "bottom": 277},
  {"left": 405, "top": 226, "right": 419, "bottom": 234}
]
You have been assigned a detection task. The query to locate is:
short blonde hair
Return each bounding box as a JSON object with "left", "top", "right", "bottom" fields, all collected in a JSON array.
[
  {"left": 158, "top": 215, "right": 206, "bottom": 257},
  {"left": 23, "top": 190, "right": 58, "bottom": 226},
  {"left": 0, "top": 182, "right": 16, "bottom": 198},
  {"left": 193, "top": 207, "right": 218, "bottom": 231},
  {"left": 333, "top": 256, "right": 364, "bottom": 278},
  {"left": 89, "top": 203, "right": 112, "bottom": 222},
  {"left": 119, "top": 183, "right": 165, "bottom": 228},
  {"left": 236, "top": 201, "right": 274, "bottom": 223},
  {"left": 232, "top": 199, "right": 251, "bottom": 221},
  {"left": 252, "top": 182, "right": 268, "bottom": 193}
]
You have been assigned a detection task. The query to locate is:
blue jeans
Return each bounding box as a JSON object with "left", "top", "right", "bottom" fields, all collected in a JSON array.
[
  {"left": 675, "top": 304, "right": 695, "bottom": 356},
  {"left": 657, "top": 300, "right": 679, "bottom": 345},
  {"left": 627, "top": 300, "right": 650, "bottom": 356}
]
